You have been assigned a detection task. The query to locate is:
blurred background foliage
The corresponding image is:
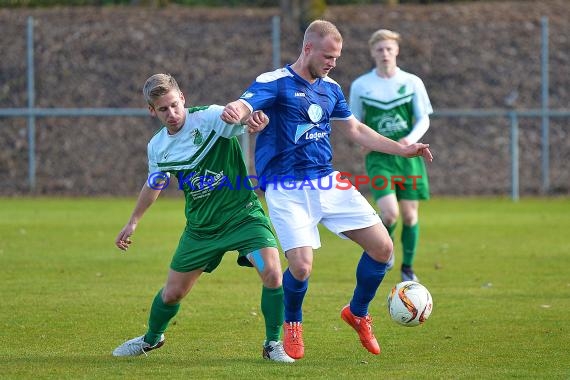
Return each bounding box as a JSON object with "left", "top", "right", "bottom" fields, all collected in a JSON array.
[{"left": 0, "top": 0, "right": 520, "bottom": 8}]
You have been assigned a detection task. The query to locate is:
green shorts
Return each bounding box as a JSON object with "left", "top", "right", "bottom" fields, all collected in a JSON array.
[
  {"left": 170, "top": 200, "right": 277, "bottom": 273},
  {"left": 366, "top": 153, "right": 430, "bottom": 201}
]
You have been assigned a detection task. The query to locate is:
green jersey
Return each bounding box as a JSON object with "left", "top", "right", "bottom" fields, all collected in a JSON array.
[
  {"left": 349, "top": 68, "right": 432, "bottom": 200},
  {"left": 147, "top": 105, "right": 256, "bottom": 236},
  {"left": 349, "top": 67, "right": 432, "bottom": 141}
]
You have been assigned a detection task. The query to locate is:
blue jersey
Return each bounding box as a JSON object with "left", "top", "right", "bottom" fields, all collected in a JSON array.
[{"left": 239, "top": 65, "right": 353, "bottom": 189}]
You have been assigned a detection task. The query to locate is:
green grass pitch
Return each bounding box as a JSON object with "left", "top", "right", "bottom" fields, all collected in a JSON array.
[{"left": 1, "top": 196, "right": 569, "bottom": 379}]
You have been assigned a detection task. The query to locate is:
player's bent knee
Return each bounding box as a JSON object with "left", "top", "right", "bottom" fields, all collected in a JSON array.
[
  {"left": 367, "top": 241, "right": 393, "bottom": 263},
  {"left": 402, "top": 215, "right": 418, "bottom": 226},
  {"left": 261, "top": 269, "right": 282, "bottom": 288},
  {"left": 161, "top": 288, "right": 185, "bottom": 304},
  {"left": 383, "top": 215, "right": 397, "bottom": 225},
  {"left": 289, "top": 265, "right": 311, "bottom": 281}
]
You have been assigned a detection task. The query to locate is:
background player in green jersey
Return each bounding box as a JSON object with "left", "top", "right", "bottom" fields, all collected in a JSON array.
[
  {"left": 112, "top": 73, "right": 294, "bottom": 363},
  {"left": 349, "top": 29, "right": 433, "bottom": 282}
]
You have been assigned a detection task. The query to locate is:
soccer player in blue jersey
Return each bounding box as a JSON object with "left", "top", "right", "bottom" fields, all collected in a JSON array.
[
  {"left": 221, "top": 20, "right": 432, "bottom": 359},
  {"left": 112, "top": 73, "right": 294, "bottom": 363}
]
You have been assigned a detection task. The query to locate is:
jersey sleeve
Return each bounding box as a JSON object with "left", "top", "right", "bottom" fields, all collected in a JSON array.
[
  {"left": 348, "top": 79, "right": 364, "bottom": 121},
  {"left": 330, "top": 83, "right": 353, "bottom": 121},
  {"left": 239, "top": 74, "right": 279, "bottom": 111},
  {"left": 412, "top": 76, "right": 433, "bottom": 119},
  {"left": 206, "top": 104, "right": 247, "bottom": 138},
  {"left": 147, "top": 141, "right": 159, "bottom": 175},
  {"left": 146, "top": 141, "right": 170, "bottom": 188}
]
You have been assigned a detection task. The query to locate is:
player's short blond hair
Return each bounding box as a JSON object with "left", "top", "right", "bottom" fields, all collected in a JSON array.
[
  {"left": 368, "top": 29, "right": 401, "bottom": 49},
  {"left": 304, "top": 19, "right": 343, "bottom": 45},
  {"left": 143, "top": 73, "right": 181, "bottom": 106}
]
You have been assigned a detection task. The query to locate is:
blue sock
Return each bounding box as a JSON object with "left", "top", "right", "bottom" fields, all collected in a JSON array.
[
  {"left": 350, "top": 251, "right": 387, "bottom": 317},
  {"left": 283, "top": 268, "right": 308, "bottom": 322}
]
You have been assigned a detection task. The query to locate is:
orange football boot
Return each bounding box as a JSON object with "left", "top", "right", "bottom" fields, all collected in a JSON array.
[
  {"left": 341, "top": 305, "right": 381, "bottom": 355},
  {"left": 283, "top": 321, "right": 305, "bottom": 359}
]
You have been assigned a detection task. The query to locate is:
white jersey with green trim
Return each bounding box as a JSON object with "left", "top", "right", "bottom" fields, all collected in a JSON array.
[
  {"left": 147, "top": 105, "right": 245, "bottom": 175},
  {"left": 147, "top": 105, "right": 256, "bottom": 235},
  {"left": 349, "top": 67, "right": 432, "bottom": 141}
]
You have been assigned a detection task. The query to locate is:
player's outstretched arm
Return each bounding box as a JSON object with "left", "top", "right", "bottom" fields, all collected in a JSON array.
[
  {"left": 401, "top": 143, "right": 433, "bottom": 162},
  {"left": 334, "top": 117, "right": 433, "bottom": 162},
  {"left": 115, "top": 184, "right": 162, "bottom": 251}
]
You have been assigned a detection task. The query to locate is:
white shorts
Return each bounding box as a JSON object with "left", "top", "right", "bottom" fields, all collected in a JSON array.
[{"left": 265, "top": 171, "right": 381, "bottom": 252}]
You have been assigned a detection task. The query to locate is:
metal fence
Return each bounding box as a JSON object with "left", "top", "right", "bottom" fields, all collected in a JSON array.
[{"left": 1, "top": 16, "right": 569, "bottom": 199}]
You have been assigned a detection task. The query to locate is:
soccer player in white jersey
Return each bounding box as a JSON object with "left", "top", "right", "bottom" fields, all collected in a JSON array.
[
  {"left": 349, "top": 29, "right": 433, "bottom": 283},
  {"left": 112, "top": 73, "right": 294, "bottom": 363},
  {"left": 221, "top": 20, "right": 433, "bottom": 359}
]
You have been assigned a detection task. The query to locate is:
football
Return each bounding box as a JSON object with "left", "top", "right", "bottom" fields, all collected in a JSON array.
[{"left": 387, "top": 281, "right": 433, "bottom": 327}]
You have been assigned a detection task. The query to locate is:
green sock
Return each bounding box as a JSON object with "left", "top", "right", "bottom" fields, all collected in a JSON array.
[
  {"left": 401, "top": 223, "right": 419, "bottom": 267},
  {"left": 385, "top": 222, "right": 397, "bottom": 241},
  {"left": 144, "top": 289, "right": 180, "bottom": 345},
  {"left": 261, "top": 286, "right": 284, "bottom": 343}
]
